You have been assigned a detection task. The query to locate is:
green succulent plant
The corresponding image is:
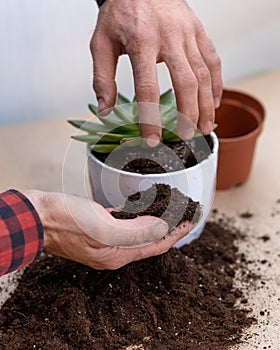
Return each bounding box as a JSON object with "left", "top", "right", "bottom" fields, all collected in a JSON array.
[{"left": 68, "top": 89, "right": 214, "bottom": 153}]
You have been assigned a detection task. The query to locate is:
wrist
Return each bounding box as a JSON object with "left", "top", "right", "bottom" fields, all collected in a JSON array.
[{"left": 23, "top": 190, "right": 61, "bottom": 252}]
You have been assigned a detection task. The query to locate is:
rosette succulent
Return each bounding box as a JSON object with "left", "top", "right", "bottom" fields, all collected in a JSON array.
[{"left": 69, "top": 89, "right": 213, "bottom": 153}]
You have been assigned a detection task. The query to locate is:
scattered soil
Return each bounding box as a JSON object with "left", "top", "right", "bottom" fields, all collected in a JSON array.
[
  {"left": 0, "top": 221, "right": 256, "bottom": 350},
  {"left": 0, "top": 183, "right": 256, "bottom": 350},
  {"left": 239, "top": 211, "right": 254, "bottom": 219},
  {"left": 110, "top": 183, "right": 201, "bottom": 230},
  {"left": 93, "top": 135, "right": 213, "bottom": 174},
  {"left": 257, "top": 235, "right": 270, "bottom": 242}
]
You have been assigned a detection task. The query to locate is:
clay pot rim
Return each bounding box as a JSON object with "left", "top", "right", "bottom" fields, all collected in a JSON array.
[
  {"left": 217, "top": 89, "right": 265, "bottom": 143},
  {"left": 88, "top": 132, "right": 219, "bottom": 178}
]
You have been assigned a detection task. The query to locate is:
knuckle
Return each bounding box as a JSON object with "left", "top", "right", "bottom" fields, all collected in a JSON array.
[
  {"left": 196, "top": 67, "right": 211, "bottom": 83},
  {"left": 127, "top": 30, "right": 153, "bottom": 54},
  {"left": 93, "top": 74, "right": 106, "bottom": 92},
  {"left": 136, "top": 80, "right": 159, "bottom": 98},
  {"left": 169, "top": 58, "right": 187, "bottom": 73},
  {"left": 130, "top": 25, "right": 152, "bottom": 42},
  {"left": 166, "top": 53, "right": 187, "bottom": 73},
  {"left": 90, "top": 32, "right": 101, "bottom": 54},
  {"left": 186, "top": 76, "right": 199, "bottom": 91},
  {"left": 208, "top": 55, "right": 222, "bottom": 71},
  {"left": 189, "top": 51, "right": 203, "bottom": 64},
  {"left": 214, "top": 55, "right": 222, "bottom": 69},
  {"left": 178, "top": 75, "right": 198, "bottom": 91}
]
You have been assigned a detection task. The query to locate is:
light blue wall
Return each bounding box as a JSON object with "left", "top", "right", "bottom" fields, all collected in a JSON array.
[
  {"left": 0, "top": 0, "right": 96, "bottom": 125},
  {"left": 1, "top": 0, "right": 280, "bottom": 125},
  {"left": 189, "top": 0, "right": 280, "bottom": 82}
]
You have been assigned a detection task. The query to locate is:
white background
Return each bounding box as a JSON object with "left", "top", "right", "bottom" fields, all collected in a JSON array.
[{"left": 0, "top": 0, "right": 279, "bottom": 125}]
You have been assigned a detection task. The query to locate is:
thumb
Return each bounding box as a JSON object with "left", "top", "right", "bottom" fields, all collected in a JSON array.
[
  {"left": 90, "top": 31, "right": 118, "bottom": 115},
  {"left": 108, "top": 216, "right": 169, "bottom": 247}
]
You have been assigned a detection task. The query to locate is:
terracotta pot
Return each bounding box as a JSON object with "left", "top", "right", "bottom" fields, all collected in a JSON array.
[{"left": 215, "top": 89, "right": 265, "bottom": 190}]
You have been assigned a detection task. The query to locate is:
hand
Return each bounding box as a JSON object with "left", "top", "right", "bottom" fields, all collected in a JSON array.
[
  {"left": 25, "top": 190, "right": 194, "bottom": 270},
  {"left": 90, "top": 0, "right": 223, "bottom": 144}
]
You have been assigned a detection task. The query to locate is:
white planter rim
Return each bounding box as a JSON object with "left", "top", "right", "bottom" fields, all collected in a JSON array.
[{"left": 87, "top": 132, "right": 218, "bottom": 178}]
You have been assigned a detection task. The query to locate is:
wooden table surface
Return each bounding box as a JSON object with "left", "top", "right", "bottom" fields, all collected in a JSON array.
[{"left": 1, "top": 70, "right": 280, "bottom": 349}]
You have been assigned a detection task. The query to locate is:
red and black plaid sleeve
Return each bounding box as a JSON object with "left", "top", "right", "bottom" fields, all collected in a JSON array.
[{"left": 0, "top": 190, "right": 43, "bottom": 276}]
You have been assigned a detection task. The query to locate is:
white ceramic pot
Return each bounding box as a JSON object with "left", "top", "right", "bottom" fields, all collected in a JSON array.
[{"left": 88, "top": 132, "right": 219, "bottom": 247}]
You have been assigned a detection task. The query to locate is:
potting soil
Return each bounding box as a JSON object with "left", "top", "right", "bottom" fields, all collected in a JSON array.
[{"left": 0, "top": 184, "right": 255, "bottom": 350}]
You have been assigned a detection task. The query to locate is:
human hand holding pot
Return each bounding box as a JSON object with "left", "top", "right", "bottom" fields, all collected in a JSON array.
[
  {"left": 91, "top": 0, "right": 223, "bottom": 144},
  {"left": 24, "top": 190, "right": 194, "bottom": 270}
]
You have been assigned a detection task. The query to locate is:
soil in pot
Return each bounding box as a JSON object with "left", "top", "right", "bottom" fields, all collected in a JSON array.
[
  {"left": 93, "top": 135, "right": 213, "bottom": 174},
  {"left": 0, "top": 185, "right": 256, "bottom": 350}
]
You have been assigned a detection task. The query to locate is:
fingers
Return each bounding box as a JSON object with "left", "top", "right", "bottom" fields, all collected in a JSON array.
[
  {"left": 183, "top": 34, "right": 215, "bottom": 135},
  {"left": 63, "top": 194, "right": 169, "bottom": 248},
  {"left": 90, "top": 30, "right": 118, "bottom": 115},
  {"left": 136, "top": 220, "right": 193, "bottom": 258},
  {"left": 164, "top": 51, "right": 199, "bottom": 140},
  {"left": 195, "top": 21, "right": 223, "bottom": 110},
  {"left": 92, "top": 220, "right": 193, "bottom": 270},
  {"left": 162, "top": 21, "right": 222, "bottom": 138},
  {"left": 129, "top": 51, "right": 162, "bottom": 146},
  {"left": 110, "top": 216, "right": 169, "bottom": 247},
  {"left": 188, "top": 18, "right": 223, "bottom": 133},
  {"left": 117, "top": 220, "right": 194, "bottom": 267}
]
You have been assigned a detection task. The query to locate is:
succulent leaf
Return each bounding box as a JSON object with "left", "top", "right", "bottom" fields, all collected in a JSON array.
[
  {"left": 162, "top": 128, "right": 181, "bottom": 142},
  {"left": 161, "top": 109, "right": 177, "bottom": 128},
  {"left": 68, "top": 120, "right": 109, "bottom": 134},
  {"left": 72, "top": 132, "right": 137, "bottom": 144},
  {"left": 72, "top": 135, "right": 105, "bottom": 144},
  {"left": 120, "top": 137, "right": 145, "bottom": 148},
  {"left": 88, "top": 104, "right": 99, "bottom": 115},
  {"left": 96, "top": 132, "right": 137, "bottom": 142},
  {"left": 132, "top": 97, "right": 138, "bottom": 122},
  {"left": 160, "top": 88, "right": 175, "bottom": 107},
  {"left": 90, "top": 144, "right": 119, "bottom": 153},
  {"left": 113, "top": 104, "right": 133, "bottom": 123},
  {"left": 116, "top": 92, "right": 131, "bottom": 105}
]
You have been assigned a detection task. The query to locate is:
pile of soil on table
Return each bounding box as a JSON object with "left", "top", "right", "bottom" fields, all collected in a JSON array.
[
  {"left": 0, "top": 222, "right": 255, "bottom": 350},
  {"left": 110, "top": 183, "right": 201, "bottom": 230},
  {"left": 93, "top": 135, "right": 213, "bottom": 174},
  {"left": 0, "top": 184, "right": 256, "bottom": 350}
]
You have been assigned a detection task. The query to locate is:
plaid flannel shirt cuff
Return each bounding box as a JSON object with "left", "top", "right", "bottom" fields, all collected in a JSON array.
[{"left": 0, "top": 190, "right": 44, "bottom": 276}]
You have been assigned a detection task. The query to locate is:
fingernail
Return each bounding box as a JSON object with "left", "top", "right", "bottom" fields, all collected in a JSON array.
[
  {"left": 154, "top": 222, "right": 169, "bottom": 239},
  {"left": 146, "top": 134, "right": 160, "bottom": 147},
  {"left": 182, "top": 128, "right": 195, "bottom": 140},
  {"left": 203, "top": 121, "right": 213, "bottom": 135},
  {"left": 98, "top": 98, "right": 106, "bottom": 113},
  {"left": 214, "top": 97, "right": 221, "bottom": 109}
]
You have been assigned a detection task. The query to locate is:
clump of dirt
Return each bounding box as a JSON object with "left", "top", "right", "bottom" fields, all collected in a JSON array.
[
  {"left": 111, "top": 183, "right": 201, "bottom": 230},
  {"left": 0, "top": 184, "right": 256, "bottom": 350}
]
